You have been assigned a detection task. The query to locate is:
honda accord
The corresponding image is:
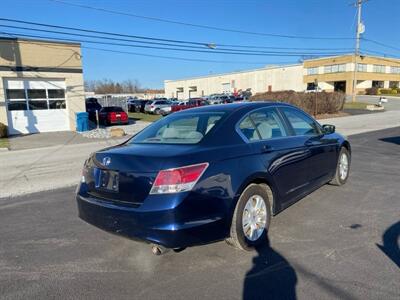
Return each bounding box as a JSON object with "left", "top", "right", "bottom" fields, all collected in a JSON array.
[{"left": 76, "top": 102, "right": 351, "bottom": 254}]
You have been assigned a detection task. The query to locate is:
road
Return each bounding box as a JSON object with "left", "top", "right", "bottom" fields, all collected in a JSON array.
[
  {"left": 0, "top": 128, "right": 399, "bottom": 299},
  {"left": 353, "top": 95, "right": 400, "bottom": 111}
]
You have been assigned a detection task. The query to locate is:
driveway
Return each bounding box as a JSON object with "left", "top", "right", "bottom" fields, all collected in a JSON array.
[
  {"left": 351, "top": 95, "right": 400, "bottom": 111},
  {"left": 0, "top": 128, "right": 399, "bottom": 299}
]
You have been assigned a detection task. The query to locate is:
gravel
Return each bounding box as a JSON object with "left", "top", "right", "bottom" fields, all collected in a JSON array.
[{"left": 79, "top": 121, "right": 151, "bottom": 139}]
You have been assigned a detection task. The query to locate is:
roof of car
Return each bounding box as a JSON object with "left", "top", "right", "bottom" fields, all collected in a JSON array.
[{"left": 178, "top": 101, "right": 294, "bottom": 114}]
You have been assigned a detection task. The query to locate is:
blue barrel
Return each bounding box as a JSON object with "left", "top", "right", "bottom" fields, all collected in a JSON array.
[{"left": 76, "top": 112, "right": 89, "bottom": 132}]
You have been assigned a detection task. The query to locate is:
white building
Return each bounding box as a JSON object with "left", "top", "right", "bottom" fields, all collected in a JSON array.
[{"left": 164, "top": 64, "right": 305, "bottom": 99}]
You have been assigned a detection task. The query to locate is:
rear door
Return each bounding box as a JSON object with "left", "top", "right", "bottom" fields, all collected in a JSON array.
[{"left": 278, "top": 107, "right": 338, "bottom": 188}]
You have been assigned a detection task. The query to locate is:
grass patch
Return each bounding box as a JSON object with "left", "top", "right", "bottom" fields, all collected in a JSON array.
[
  {"left": 379, "top": 93, "right": 400, "bottom": 97},
  {"left": 128, "top": 112, "right": 162, "bottom": 122},
  {"left": 0, "top": 138, "right": 9, "bottom": 149},
  {"left": 344, "top": 101, "right": 368, "bottom": 109}
]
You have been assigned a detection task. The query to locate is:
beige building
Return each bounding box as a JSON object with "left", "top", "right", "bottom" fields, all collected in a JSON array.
[
  {"left": 165, "top": 54, "right": 400, "bottom": 98},
  {"left": 304, "top": 54, "right": 400, "bottom": 94},
  {"left": 0, "top": 37, "right": 85, "bottom": 135}
]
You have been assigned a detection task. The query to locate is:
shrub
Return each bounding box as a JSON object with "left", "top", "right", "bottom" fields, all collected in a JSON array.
[
  {"left": 379, "top": 88, "right": 393, "bottom": 95},
  {"left": 250, "top": 91, "right": 345, "bottom": 115},
  {"left": 0, "top": 122, "right": 7, "bottom": 138},
  {"left": 365, "top": 87, "right": 378, "bottom": 95}
]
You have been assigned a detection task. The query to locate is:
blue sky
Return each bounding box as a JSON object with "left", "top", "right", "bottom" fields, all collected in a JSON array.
[{"left": 2, "top": 0, "right": 400, "bottom": 88}]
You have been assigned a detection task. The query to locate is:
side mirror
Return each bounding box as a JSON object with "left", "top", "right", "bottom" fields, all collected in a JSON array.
[{"left": 322, "top": 124, "right": 335, "bottom": 134}]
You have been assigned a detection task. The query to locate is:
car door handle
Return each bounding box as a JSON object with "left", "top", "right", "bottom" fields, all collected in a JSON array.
[
  {"left": 261, "top": 145, "right": 274, "bottom": 153},
  {"left": 305, "top": 140, "right": 319, "bottom": 146}
]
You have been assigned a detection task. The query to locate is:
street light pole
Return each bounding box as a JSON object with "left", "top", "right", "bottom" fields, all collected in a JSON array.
[{"left": 352, "top": 0, "right": 364, "bottom": 103}]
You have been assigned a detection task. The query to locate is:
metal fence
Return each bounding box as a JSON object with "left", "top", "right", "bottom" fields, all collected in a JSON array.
[{"left": 97, "top": 95, "right": 129, "bottom": 112}]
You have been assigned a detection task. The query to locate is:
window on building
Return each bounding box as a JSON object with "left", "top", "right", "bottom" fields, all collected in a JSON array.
[
  {"left": 324, "top": 64, "right": 345, "bottom": 73},
  {"left": 389, "top": 81, "right": 399, "bottom": 88},
  {"left": 372, "top": 81, "right": 384, "bottom": 88},
  {"left": 6, "top": 85, "right": 66, "bottom": 111},
  {"left": 373, "top": 65, "right": 385, "bottom": 73},
  {"left": 307, "top": 67, "right": 318, "bottom": 75},
  {"left": 357, "top": 63, "right": 367, "bottom": 72},
  {"left": 390, "top": 66, "right": 400, "bottom": 74},
  {"left": 324, "top": 65, "right": 332, "bottom": 73}
]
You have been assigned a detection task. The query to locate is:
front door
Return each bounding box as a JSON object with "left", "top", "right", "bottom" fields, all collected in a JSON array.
[{"left": 279, "top": 107, "right": 338, "bottom": 189}]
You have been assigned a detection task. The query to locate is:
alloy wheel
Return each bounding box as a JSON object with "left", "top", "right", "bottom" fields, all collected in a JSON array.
[{"left": 242, "top": 195, "right": 267, "bottom": 241}]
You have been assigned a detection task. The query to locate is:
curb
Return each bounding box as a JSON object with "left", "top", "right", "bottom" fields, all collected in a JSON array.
[{"left": 0, "top": 147, "right": 9, "bottom": 152}]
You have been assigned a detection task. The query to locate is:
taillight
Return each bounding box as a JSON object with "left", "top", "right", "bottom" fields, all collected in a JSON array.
[
  {"left": 108, "top": 112, "right": 117, "bottom": 121},
  {"left": 150, "top": 163, "right": 209, "bottom": 194}
]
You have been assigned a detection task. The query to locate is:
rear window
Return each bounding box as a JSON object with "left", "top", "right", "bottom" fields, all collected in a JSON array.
[
  {"left": 130, "top": 112, "right": 225, "bottom": 144},
  {"left": 102, "top": 106, "right": 124, "bottom": 112}
]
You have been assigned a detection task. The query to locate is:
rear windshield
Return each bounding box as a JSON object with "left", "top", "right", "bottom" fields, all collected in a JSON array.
[
  {"left": 130, "top": 112, "right": 225, "bottom": 144},
  {"left": 102, "top": 106, "right": 124, "bottom": 112}
]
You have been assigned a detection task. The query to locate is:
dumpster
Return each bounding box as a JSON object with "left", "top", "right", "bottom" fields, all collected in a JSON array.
[{"left": 76, "top": 112, "right": 89, "bottom": 132}]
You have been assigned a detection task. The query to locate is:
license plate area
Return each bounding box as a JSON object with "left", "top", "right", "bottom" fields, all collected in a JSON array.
[{"left": 94, "top": 168, "right": 119, "bottom": 192}]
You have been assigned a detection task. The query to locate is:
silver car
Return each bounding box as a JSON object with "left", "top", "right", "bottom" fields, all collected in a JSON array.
[
  {"left": 144, "top": 100, "right": 171, "bottom": 114},
  {"left": 159, "top": 100, "right": 188, "bottom": 116}
]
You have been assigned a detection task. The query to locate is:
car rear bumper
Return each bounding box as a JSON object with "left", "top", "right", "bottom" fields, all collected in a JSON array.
[
  {"left": 108, "top": 120, "right": 129, "bottom": 125},
  {"left": 76, "top": 192, "right": 228, "bottom": 249}
]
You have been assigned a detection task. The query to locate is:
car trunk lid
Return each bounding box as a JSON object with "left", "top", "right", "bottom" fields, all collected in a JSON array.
[{"left": 84, "top": 143, "right": 198, "bottom": 205}]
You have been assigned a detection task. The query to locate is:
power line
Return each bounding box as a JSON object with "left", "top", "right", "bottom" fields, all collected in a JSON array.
[
  {"left": 0, "top": 24, "right": 353, "bottom": 55},
  {"left": 0, "top": 18, "right": 355, "bottom": 52},
  {"left": 0, "top": 30, "right": 295, "bottom": 65},
  {"left": 0, "top": 31, "right": 351, "bottom": 57},
  {"left": 81, "top": 46, "right": 298, "bottom": 65},
  {"left": 49, "top": 0, "right": 355, "bottom": 40},
  {"left": 362, "top": 37, "right": 400, "bottom": 52}
]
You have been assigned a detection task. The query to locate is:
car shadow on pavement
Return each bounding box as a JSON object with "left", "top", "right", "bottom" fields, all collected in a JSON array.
[
  {"left": 376, "top": 221, "right": 400, "bottom": 268},
  {"left": 379, "top": 136, "right": 400, "bottom": 145},
  {"left": 243, "top": 236, "right": 297, "bottom": 300}
]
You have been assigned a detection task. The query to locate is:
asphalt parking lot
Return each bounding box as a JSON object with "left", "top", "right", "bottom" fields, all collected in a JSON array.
[{"left": 0, "top": 128, "right": 399, "bottom": 300}]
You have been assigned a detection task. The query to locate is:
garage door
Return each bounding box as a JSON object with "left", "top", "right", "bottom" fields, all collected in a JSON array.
[{"left": 5, "top": 79, "right": 69, "bottom": 135}]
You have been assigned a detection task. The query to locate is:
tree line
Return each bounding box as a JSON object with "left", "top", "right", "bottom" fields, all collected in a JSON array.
[{"left": 84, "top": 79, "right": 147, "bottom": 94}]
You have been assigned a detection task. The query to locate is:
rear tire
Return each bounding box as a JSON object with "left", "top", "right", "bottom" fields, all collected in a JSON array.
[
  {"left": 330, "top": 147, "right": 350, "bottom": 186},
  {"left": 227, "top": 184, "right": 271, "bottom": 251}
]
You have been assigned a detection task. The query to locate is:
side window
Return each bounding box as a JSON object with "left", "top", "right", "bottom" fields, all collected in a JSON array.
[
  {"left": 248, "top": 109, "right": 286, "bottom": 139},
  {"left": 238, "top": 116, "right": 260, "bottom": 141},
  {"left": 281, "top": 108, "right": 320, "bottom": 136}
]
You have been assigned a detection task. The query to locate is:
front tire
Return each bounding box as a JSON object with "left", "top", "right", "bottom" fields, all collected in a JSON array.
[
  {"left": 227, "top": 184, "right": 271, "bottom": 251},
  {"left": 330, "top": 147, "right": 350, "bottom": 186}
]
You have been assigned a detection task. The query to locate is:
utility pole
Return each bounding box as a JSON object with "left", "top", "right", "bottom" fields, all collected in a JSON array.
[{"left": 352, "top": 0, "right": 365, "bottom": 102}]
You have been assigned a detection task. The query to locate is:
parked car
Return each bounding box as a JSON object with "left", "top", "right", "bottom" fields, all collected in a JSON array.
[
  {"left": 76, "top": 102, "right": 351, "bottom": 255},
  {"left": 209, "top": 95, "right": 230, "bottom": 105},
  {"left": 85, "top": 97, "right": 102, "bottom": 122},
  {"left": 144, "top": 100, "right": 171, "bottom": 114},
  {"left": 128, "top": 99, "right": 148, "bottom": 113},
  {"left": 171, "top": 98, "right": 209, "bottom": 113},
  {"left": 98, "top": 106, "right": 129, "bottom": 126},
  {"left": 160, "top": 100, "right": 188, "bottom": 116}
]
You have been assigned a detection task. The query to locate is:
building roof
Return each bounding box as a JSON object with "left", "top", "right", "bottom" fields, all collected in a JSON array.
[
  {"left": 164, "top": 63, "right": 302, "bottom": 83},
  {"left": 0, "top": 36, "right": 81, "bottom": 47}
]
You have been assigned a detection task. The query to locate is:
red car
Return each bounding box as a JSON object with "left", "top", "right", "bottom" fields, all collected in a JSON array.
[
  {"left": 98, "top": 106, "right": 129, "bottom": 126},
  {"left": 171, "top": 98, "right": 209, "bottom": 113}
]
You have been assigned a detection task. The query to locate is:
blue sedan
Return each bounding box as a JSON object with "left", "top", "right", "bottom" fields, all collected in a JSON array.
[{"left": 76, "top": 102, "right": 351, "bottom": 254}]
